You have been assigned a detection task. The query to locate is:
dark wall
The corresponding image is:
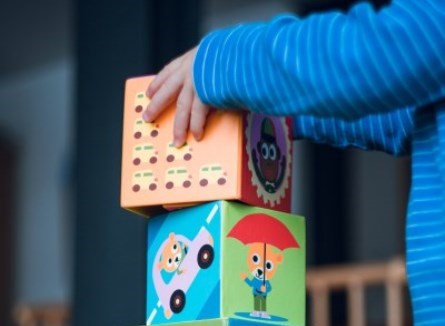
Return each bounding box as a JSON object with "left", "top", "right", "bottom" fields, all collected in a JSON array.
[
  {"left": 298, "top": 0, "right": 391, "bottom": 15},
  {"left": 74, "top": 0, "right": 201, "bottom": 325},
  {"left": 74, "top": 1, "right": 150, "bottom": 325},
  {"left": 0, "top": 135, "right": 16, "bottom": 326}
]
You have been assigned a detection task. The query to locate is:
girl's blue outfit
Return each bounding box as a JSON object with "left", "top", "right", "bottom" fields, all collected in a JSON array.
[{"left": 192, "top": 0, "right": 445, "bottom": 324}]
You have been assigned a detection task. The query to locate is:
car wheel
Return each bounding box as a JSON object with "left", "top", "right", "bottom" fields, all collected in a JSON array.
[
  {"left": 132, "top": 184, "right": 140, "bottom": 192},
  {"left": 149, "top": 183, "right": 157, "bottom": 191},
  {"left": 217, "top": 177, "right": 226, "bottom": 185},
  {"left": 133, "top": 158, "right": 141, "bottom": 166},
  {"left": 149, "top": 156, "right": 157, "bottom": 164},
  {"left": 197, "top": 244, "right": 214, "bottom": 269},
  {"left": 166, "top": 155, "right": 174, "bottom": 162},
  {"left": 135, "top": 105, "right": 143, "bottom": 113},
  {"left": 166, "top": 181, "right": 174, "bottom": 189},
  {"left": 184, "top": 153, "right": 192, "bottom": 161},
  {"left": 200, "top": 179, "right": 208, "bottom": 187},
  {"left": 151, "top": 130, "right": 159, "bottom": 137},
  {"left": 134, "top": 132, "right": 142, "bottom": 139},
  {"left": 183, "top": 180, "right": 191, "bottom": 188},
  {"left": 170, "top": 290, "right": 186, "bottom": 314}
]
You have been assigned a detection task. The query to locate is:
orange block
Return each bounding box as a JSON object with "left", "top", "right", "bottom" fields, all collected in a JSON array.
[{"left": 121, "top": 76, "right": 293, "bottom": 217}]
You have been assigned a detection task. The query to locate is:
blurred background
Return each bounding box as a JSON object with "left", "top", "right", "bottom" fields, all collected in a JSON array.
[{"left": 0, "top": 0, "right": 410, "bottom": 325}]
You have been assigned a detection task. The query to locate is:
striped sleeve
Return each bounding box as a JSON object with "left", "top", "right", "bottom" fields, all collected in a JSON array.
[
  {"left": 293, "top": 106, "right": 414, "bottom": 156},
  {"left": 193, "top": 0, "right": 445, "bottom": 120}
]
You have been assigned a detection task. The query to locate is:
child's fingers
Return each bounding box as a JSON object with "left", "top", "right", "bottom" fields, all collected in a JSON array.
[
  {"left": 146, "top": 56, "right": 183, "bottom": 98},
  {"left": 143, "top": 75, "right": 182, "bottom": 122},
  {"left": 173, "top": 82, "right": 193, "bottom": 147},
  {"left": 190, "top": 96, "right": 209, "bottom": 142}
]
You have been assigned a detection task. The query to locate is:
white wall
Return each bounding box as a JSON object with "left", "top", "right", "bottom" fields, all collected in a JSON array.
[{"left": 0, "top": 59, "right": 73, "bottom": 303}]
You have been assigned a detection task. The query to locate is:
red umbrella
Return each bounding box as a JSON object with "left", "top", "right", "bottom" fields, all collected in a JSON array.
[
  {"left": 227, "top": 213, "right": 300, "bottom": 285},
  {"left": 227, "top": 213, "right": 299, "bottom": 250}
]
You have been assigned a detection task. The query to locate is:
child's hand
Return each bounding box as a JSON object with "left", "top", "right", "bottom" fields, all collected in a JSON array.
[{"left": 143, "top": 47, "right": 210, "bottom": 148}]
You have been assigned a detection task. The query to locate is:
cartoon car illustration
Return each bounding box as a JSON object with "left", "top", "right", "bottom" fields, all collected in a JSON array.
[
  {"left": 132, "top": 170, "right": 158, "bottom": 192},
  {"left": 166, "top": 142, "right": 192, "bottom": 162},
  {"left": 199, "top": 164, "right": 227, "bottom": 186},
  {"left": 134, "top": 91, "right": 148, "bottom": 113},
  {"left": 132, "top": 143, "right": 158, "bottom": 165},
  {"left": 165, "top": 167, "right": 192, "bottom": 189},
  {"left": 134, "top": 118, "right": 159, "bottom": 139},
  {"left": 152, "top": 227, "right": 214, "bottom": 318}
]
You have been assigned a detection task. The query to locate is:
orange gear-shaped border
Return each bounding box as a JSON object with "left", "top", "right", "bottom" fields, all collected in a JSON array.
[{"left": 245, "top": 114, "right": 292, "bottom": 207}]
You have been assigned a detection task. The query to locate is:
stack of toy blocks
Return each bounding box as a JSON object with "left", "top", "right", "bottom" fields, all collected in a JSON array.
[{"left": 121, "top": 76, "right": 306, "bottom": 326}]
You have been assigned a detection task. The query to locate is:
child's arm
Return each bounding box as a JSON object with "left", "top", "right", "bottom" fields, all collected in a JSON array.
[
  {"left": 293, "top": 106, "right": 415, "bottom": 156},
  {"left": 145, "top": 0, "right": 445, "bottom": 146},
  {"left": 193, "top": 0, "right": 445, "bottom": 120}
]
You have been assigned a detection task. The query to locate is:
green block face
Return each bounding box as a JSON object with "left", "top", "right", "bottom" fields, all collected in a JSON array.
[
  {"left": 146, "top": 201, "right": 305, "bottom": 326},
  {"left": 222, "top": 202, "right": 305, "bottom": 325}
]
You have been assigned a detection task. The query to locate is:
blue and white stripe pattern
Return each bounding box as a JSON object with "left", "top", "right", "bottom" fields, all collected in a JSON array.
[
  {"left": 193, "top": 0, "right": 445, "bottom": 324},
  {"left": 292, "top": 107, "right": 415, "bottom": 155}
]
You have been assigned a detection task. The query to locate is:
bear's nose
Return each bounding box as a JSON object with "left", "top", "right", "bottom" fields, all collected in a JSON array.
[
  {"left": 175, "top": 257, "right": 179, "bottom": 262},
  {"left": 257, "top": 269, "right": 263, "bottom": 276}
]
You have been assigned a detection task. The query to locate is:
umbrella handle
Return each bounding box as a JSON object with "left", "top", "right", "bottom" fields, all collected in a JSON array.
[{"left": 263, "top": 243, "right": 266, "bottom": 287}]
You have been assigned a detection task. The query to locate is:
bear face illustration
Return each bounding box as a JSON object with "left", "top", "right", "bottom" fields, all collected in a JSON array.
[
  {"left": 157, "top": 233, "right": 188, "bottom": 274},
  {"left": 246, "top": 242, "right": 283, "bottom": 281}
]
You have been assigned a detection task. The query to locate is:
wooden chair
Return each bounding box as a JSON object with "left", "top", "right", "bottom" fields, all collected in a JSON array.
[
  {"left": 11, "top": 259, "right": 405, "bottom": 326},
  {"left": 13, "top": 303, "right": 70, "bottom": 326},
  {"left": 306, "top": 256, "right": 407, "bottom": 326}
]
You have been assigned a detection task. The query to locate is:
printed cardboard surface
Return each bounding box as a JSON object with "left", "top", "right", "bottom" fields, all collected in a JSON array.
[
  {"left": 222, "top": 202, "right": 305, "bottom": 326},
  {"left": 122, "top": 76, "right": 241, "bottom": 216},
  {"left": 147, "top": 202, "right": 221, "bottom": 325},
  {"left": 146, "top": 201, "right": 305, "bottom": 326},
  {"left": 241, "top": 114, "right": 293, "bottom": 212},
  {"left": 121, "top": 76, "right": 292, "bottom": 216}
]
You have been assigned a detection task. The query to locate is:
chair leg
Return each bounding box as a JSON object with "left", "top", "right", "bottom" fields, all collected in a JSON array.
[{"left": 312, "top": 285, "right": 330, "bottom": 326}]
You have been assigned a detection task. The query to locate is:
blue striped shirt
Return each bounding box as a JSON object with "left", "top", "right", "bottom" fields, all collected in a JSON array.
[{"left": 192, "top": 0, "right": 445, "bottom": 324}]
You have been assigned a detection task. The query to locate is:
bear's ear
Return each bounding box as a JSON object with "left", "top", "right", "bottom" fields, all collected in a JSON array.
[
  {"left": 169, "top": 232, "right": 176, "bottom": 240},
  {"left": 275, "top": 252, "right": 283, "bottom": 264}
]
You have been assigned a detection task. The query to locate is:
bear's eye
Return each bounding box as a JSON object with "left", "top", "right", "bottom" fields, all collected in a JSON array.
[
  {"left": 167, "top": 258, "right": 173, "bottom": 267},
  {"left": 171, "top": 243, "right": 178, "bottom": 253},
  {"left": 266, "top": 260, "right": 274, "bottom": 270},
  {"left": 252, "top": 254, "right": 261, "bottom": 264},
  {"left": 269, "top": 144, "right": 277, "bottom": 160},
  {"left": 261, "top": 143, "right": 269, "bottom": 159}
]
